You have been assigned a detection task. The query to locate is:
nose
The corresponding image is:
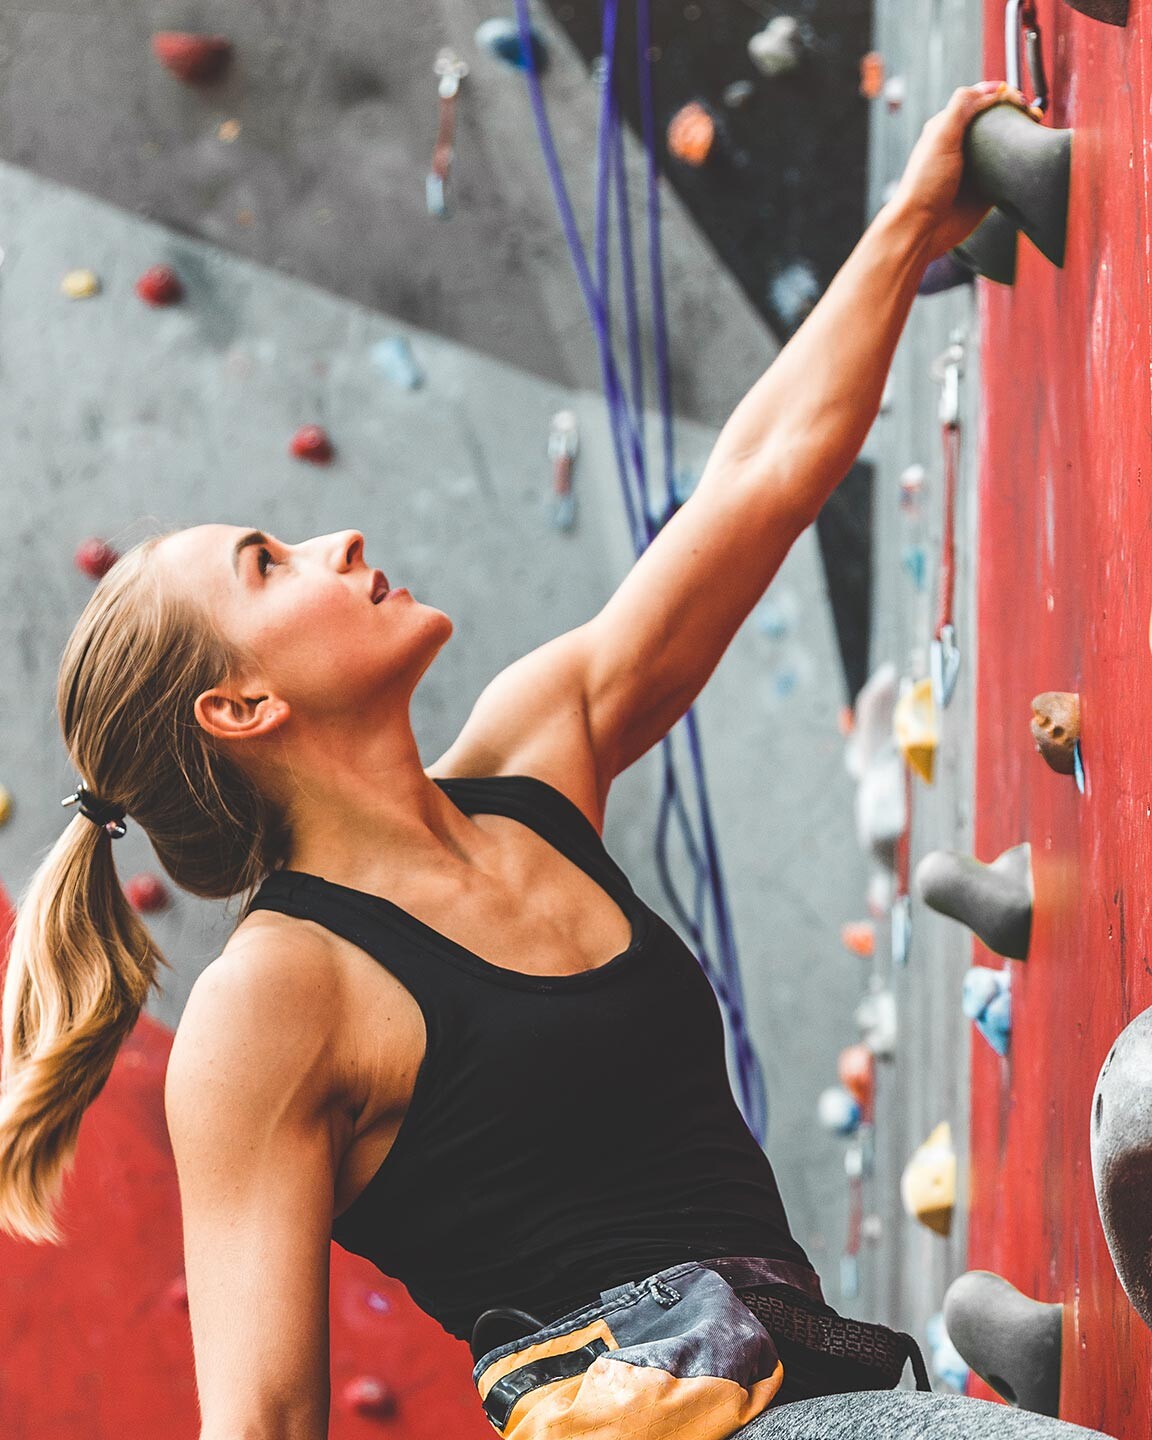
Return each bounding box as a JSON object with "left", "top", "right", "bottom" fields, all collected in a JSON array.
[{"left": 329, "top": 530, "right": 365, "bottom": 571}]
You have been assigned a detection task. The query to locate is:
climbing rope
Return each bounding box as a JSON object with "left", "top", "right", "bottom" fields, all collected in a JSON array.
[{"left": 514, "top": 0, "right": 768, "bottom": 1140}]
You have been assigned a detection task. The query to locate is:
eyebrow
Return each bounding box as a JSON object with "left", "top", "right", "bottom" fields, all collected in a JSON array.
[{"left": 231, "top": 530, "right": 269, "bottom": 577}]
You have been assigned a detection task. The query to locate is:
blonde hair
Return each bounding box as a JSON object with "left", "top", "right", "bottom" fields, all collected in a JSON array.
[{"left": 0, "top": 533, "right": 289, "bottom": 1242}]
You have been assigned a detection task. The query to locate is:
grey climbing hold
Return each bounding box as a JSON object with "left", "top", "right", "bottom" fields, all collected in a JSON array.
[
  {"left": 1091, "top": 1008, "right": 1152, "bottom": 1329},
  {"left": 915, "top": 842, "right": 1033, "bottom": 960},
  {"left": 942, "top": 1271, "right": 1062, "bottom": 1416}
]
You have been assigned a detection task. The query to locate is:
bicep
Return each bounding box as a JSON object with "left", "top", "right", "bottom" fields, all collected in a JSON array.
[{"left": 165, "top": 959, "right": 341, "bottom": 1439}]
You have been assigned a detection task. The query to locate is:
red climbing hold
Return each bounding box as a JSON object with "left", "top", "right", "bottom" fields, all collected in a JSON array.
[
  {"left": 135, "top": 265, "right": 184, "bottom": 307},
  {"left": 290, "top": 425, "right": 334, "bottom": 465},
  {"left": 75, "top": 538, "right": 120, "bottom": 580},
  {"left": 151, "top": 33, "right": 232, "bottom": 85},
  {"left": 666, "top": 103, "right": 716, "bottom": 167},
  {"left": 125, "top": 873, "right": 170, "bottom": 914},
  {"left": 341, "top": 1376, "right": 397, "bottom": 1419}
]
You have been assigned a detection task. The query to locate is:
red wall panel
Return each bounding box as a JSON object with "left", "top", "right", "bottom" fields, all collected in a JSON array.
[{"left": 971, "top": 2, "right": 1152, "bottom": 1435}]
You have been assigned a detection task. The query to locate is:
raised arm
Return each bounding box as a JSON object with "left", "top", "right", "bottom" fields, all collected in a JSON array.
[
  {"left": 437, "top": 84, "right": 1022, "bottom": 817},
  {"left": 165, "top": 938, "right": 348, "bottom": 1440}
]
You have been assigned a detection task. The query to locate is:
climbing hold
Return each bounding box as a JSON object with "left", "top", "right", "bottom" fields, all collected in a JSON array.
[
  {"left": 755, "top": 589, "right": 798, "bottom": 640},
  {"left": 150, "top": 32, "right": 232, "bottom": 85},
  {"left": 135, "top": 265, "right": 183, "bottom": 307},
  {"left": 858, "top": 51, "right": 885, "bottom": 99},
  {"left": 918, "top": 253, "right": 976, "bottom": 296},
  {"left": 769, "top": 260, "right": 820, "bottom": 331},
  {"left": 475, "top": 17, "right": 549, "bottom": 72},
  {"left": 867, "top": 867, "right": 895, "bottom": 918},
  {"left": 950, "top": 208, "right": 1019, "bottom": 286},
  {"left": 1030, "top": 691, "right": 1080, "bottom": 776},
  {"left": 846, "top": 661, "right": 897, "bottom": 781},
  {"left": 1091, "top": 1008, "right": 1152, "bottom": 1328},
  {"left": 962, "top": 102, "right": 1071, "bottom": 268},
  {"left": 75, "top": 538, "right": 120, "bottom": 580},
  {"left": 747, "top": 17, "right": 804, "bottom": 77},
  {"left": 1061, "top": 0, "right": 1127, "bottom": 27},
  {"left": 915, "top": 843, "right": 1033, "bottom": 960},
  {"left": 61, "top": 268, "right": 101, "bottom": 300},
  {"left": 370, "top": 335, "right": 425, "bottom": 391},
  {"left": 817, "top": 1085, "right": 861, "bottom": 1136},
  {"left": 0, "top": 784, "right": 11, "bottom": 827},
  {"left": 856, "top": 983, "right": 898, "bottom": 1060},
  {"left": 977, "top": 987, "right": 1012, "bottom": 1058},
  {"left": 963, "top": 966, "right": 1012, "bottom": 1057},
  {"left": 218, "top": 119, "right": 242, "bottom": 144},
  {"left": 901, "top": 544, "right": 927, "bottom": 591},
  {"left": 289, "top": 425, "right": 334, "bottom": 465},
  {"left": 882, "top": 75, "right": 906, "bottom": 112},
  {"left": 124, "top": 873, "right": 170, "bottom": 914},
  {"left": 900, "top": 1121, "right": 956, "bottom": 1236},
  {"left": 722, "top": 80, "right": 756, "bottom": 109},
  {"left": 837, "top": 1044, "right": 875, "bottom": 1112},
  {"left": 899, "top": 462, "right": 926, "bottom": 506},
  {"left": 164, "top": 1273, "right": 190, "bottom": 1311},
  {"left": 340, "top": 1375, "right": 397, "bottom": 1419},
  {"left": 893, "top": 677, "right": 938, "bottom": 785},
  {"left": 942, "top": 1272, "right": 1062, "bottom": 1416},
  {"left": 666, "top": 102, "right": 716, "bottom": 167},
  {"left": 547, "top": 410, "right": 579, "bottom": 533},
  {"left": 926, "top": 1312, "right": 970, "bottom": 1393},
  {"left": 840, "top": 921, "right": 875, "bottom": 958},
  {"left": 855, "top": 748, "right": 905, "bottom": 861}
]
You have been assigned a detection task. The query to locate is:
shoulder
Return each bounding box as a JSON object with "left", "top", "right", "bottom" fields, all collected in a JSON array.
[
  {"left": 428, "top": 626, "right": 609, "bottom": 833},
  {"left": 167, "top": 912, "right": 353, "bottom": 1122}
]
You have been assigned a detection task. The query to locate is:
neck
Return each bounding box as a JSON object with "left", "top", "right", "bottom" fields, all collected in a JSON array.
[{"left": 271, "top": 704, "right": 482, "bottom": 887}]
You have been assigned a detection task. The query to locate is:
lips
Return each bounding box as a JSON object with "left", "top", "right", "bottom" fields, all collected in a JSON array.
[{"left": 369, "top": 569, "right": 390, "bottom": 604}]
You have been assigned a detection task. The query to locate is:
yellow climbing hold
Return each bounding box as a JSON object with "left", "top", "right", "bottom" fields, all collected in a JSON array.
[
  {"left": 894, "top": 676, "right": 938, "bottom": 784},
  {"left": 900, "top": 1120, "right": 956, "bottom": 1236},
  {"left": 61, "top": 268, "right": 101, "bottom": 299},
  {"left": 0, "top": 784, "right": 11, "bottom": 826}
]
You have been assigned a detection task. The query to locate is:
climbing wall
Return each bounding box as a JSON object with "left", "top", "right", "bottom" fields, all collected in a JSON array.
[{"left": 969, "top": 2, "right": 1152, "bottom": 1435}]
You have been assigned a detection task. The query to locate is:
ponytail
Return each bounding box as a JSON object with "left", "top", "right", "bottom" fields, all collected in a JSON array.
[
  {"left": 0, "top": 814, "right": 167, "bottom": 1242},
  {"left": 0, "top": 533, "right": 287, "bottom": 1243}
]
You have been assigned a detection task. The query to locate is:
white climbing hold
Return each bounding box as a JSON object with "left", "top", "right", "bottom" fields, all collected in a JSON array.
[
  {"left": 748, "top": 17, "right": 804, "bottom": 77},
  {"left": 61, "top": 268, "right": 101, "bottom": 299}
]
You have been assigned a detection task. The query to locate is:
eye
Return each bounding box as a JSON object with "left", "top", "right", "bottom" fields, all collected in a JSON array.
[{"left": 256, "top": 546, "right": 276, "bottom": 576}]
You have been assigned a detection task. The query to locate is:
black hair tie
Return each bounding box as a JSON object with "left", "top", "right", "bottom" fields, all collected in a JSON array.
[{"left": 61, "top": 783, "right": 127, "bottom": 839}]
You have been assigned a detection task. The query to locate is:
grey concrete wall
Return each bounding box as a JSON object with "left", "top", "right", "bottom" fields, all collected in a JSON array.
[
  {"left": 856, "top": 0, "right": 984, "bottom": 1347},
  {"left": 0, "top": 138, "right": 870, "bottom": 1318}
]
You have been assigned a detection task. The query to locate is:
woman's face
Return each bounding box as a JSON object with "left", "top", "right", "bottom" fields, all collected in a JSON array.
[{"left": 155, "top": 523, "right": 453, "bottom": 721}]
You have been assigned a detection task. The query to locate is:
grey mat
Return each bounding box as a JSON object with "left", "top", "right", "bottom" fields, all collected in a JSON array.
[{"left": 733, "top": 1392, "right": 1116, "bottom": 1439}]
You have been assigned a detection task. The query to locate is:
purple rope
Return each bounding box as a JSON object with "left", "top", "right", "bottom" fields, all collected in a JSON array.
[{"left": 512, "top": 0, "right": 767, "bottom": 1141}]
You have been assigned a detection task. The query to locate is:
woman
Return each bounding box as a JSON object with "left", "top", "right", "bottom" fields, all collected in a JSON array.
[{"left": 0, "top": 81, "right": 1108, "bottom": 1440}]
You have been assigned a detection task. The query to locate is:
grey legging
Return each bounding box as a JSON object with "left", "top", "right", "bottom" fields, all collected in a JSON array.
[{"left": 731, "top": 1392, "right": 1118, "bottom": 1439}]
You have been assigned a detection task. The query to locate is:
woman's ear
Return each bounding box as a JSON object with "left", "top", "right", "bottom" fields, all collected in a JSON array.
[{"left": 193, "top": 684, "right": 291, "bottom": 743}]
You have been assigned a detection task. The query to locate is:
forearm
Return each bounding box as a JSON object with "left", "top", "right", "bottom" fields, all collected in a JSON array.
[{"left": 698, "top": 197, "right": 936, "bottom": 522}]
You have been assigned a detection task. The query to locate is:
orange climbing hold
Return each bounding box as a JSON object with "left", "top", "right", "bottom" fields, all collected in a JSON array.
[
  {"left": 151, "top": 33, "right": 232, "bottom": 85},
  {"left": 837, "top": 1043, "right": 875, "bottom": 1113},
  {"left": 290, "top": 425, "right": 335, "bottom": 465},
  {"left": 666, "top": 103, "right": 716, "bottom": 167},
  {"left": 135, "top": 265, "right": 183, "bottom": 307},
  {"left": 859, "top": 51, "right": 885, "bottom": 100},
  {"left": 841, "top": 920, "right": 875, "bottom": 958}
]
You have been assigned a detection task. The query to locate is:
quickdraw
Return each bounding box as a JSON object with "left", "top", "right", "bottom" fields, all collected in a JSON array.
[{"left": 427, "top": 48, "right": 469, "bottom": 219}]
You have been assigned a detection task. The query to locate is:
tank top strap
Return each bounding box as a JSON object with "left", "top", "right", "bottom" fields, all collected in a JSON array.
[{"left": 434, "top": 773, "right": 629, "bottom": 891}]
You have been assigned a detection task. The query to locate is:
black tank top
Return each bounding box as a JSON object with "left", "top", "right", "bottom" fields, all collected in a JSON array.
[{"left": 246, "top": 774, "right": 815, "bottom": 1342}]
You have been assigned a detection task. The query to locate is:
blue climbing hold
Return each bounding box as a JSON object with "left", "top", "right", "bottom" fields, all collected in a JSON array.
[
  {"left": 926, "top": 1311, "right": 971, "bottom": 1393},
  {"left": 901, "top": 543, "right": 927, "bottom": 591},
  {"left": 977, "top": 988, "right": 1012, "bottom": 1057},
  {"left": 962, "top": 965, "right": 1011, "bottom": 1057},
  {"left": 370, "top": 336, "right": 425, "bottom": 391},
  {"left": 475, "top": 17, "right": 549, "bottom": 73}
]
